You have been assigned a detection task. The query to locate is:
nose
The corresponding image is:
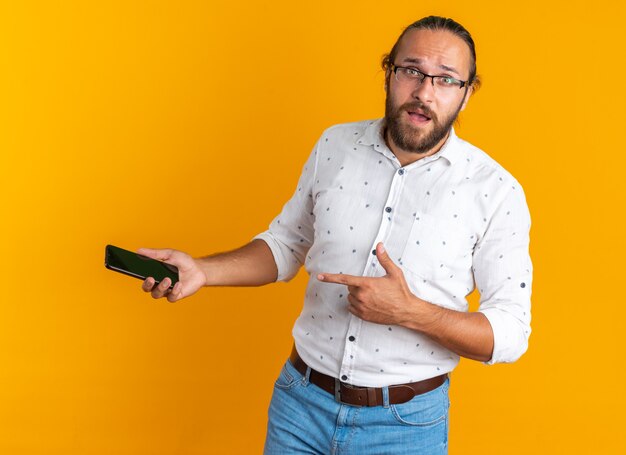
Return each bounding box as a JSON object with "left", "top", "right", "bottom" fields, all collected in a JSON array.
[{"left": 412, "top": 77, "right": 435, "bottom": 104}]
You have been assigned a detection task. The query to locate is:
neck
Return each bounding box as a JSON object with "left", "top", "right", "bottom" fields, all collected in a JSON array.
[
  {"left": 383, "top": 128, "right": 450, "bottom": 166},
  {"left": 383, "top": 127, "right": 450, "bottom": 167}
]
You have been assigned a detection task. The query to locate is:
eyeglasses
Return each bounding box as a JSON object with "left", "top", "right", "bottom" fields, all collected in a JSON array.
[{"left": 391, "top": 64, "right": 468, "bottom": 90}]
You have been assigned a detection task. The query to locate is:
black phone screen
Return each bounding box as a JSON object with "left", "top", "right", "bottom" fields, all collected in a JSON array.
[{"left": 105, "top": 244, "right": 179, "bottom": 288}]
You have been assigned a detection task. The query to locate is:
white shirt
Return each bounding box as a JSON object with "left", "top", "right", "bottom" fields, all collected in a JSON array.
[{"left": 254, "top": 118, "right": 532, "bottom": 387}]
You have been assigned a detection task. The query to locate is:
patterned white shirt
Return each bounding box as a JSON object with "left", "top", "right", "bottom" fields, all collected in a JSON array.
[{"left": 254, "top": 118, "right": 533, "bottom": 387}]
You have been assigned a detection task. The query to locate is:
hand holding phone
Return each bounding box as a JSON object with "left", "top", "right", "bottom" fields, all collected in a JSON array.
[
  {"left": 137, "top": 247, "right": 207, "bottom": 302},
  {"left": 105, "top": 245, "right": 206, "bottom": 302}
]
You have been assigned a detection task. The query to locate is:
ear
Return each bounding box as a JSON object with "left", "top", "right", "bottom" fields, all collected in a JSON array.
[
  {"left": 459, "top": 85, "right": 473, "bottom": 112},
  {"left": 384, "top": 69, "right": 391, "bottom": 92}
]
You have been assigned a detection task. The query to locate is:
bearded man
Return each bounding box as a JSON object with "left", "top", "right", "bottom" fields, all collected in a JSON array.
[{"left": 140, "top": 16, "right": 533, "bottom": 455}]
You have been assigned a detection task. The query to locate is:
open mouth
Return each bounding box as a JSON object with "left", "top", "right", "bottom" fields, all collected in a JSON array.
[{"left": 407, "top": 109, "right": 432, "bottom": 124}]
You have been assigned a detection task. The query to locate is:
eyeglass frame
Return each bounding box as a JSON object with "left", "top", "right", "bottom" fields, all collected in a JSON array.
[{"left": 390, "top": 64, "right": 469, "bottom": 90}]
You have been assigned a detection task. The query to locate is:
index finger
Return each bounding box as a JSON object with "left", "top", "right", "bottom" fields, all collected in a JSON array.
[
  {"left": 317, "top": 273, "right": 364, "bottom": 286},
  {"left": 141, "top": 277, "right": 156, "bottom": 292}
]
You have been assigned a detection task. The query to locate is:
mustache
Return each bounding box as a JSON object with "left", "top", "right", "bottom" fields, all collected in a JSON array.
[{"left": 399, "top": 101, "right": 436, "bottom": 120}]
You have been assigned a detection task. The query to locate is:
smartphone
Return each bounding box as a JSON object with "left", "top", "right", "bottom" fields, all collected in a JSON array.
[{"left": 105, "top": 244, "right": 179, "bottom": 289}]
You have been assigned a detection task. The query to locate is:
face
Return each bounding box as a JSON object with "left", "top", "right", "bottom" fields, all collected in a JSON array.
[{"left": 384, "top": 28, "right": 473, "bottom": 157}]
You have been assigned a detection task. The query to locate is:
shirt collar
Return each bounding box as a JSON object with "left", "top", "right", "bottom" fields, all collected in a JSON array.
[{"left": 357, "top": 118, "right": 463, "bottom": 166}]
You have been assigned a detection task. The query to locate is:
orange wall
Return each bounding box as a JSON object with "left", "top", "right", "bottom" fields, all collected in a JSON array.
[{"left": 1, "top": 1, "right": 625, "bottom": 453}]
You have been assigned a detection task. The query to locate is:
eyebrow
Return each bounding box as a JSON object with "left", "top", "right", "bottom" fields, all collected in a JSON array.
[{"left": 401, "top": 58, "right": 461, "bottom": 77}]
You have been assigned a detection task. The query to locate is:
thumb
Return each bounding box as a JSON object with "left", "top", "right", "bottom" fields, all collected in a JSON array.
[
  {"left": 137, "top": 248, "right": 175, "bottom": 262},
  {"left": 376, "top": 243, "right": 399, "bottom": 276}
]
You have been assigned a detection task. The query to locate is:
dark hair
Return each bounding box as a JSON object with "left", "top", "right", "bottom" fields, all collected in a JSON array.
[{"left": 382, "top": 16, "right": 481, "bottom": 90}]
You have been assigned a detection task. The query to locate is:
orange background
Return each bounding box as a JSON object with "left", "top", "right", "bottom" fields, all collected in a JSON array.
[{"left": 1, "top": 0, "right": 625, "bottom": 453}]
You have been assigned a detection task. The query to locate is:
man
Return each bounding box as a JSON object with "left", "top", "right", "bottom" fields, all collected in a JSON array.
[{"left": 140, "top": 16, "right": 532, "bottom": 454}]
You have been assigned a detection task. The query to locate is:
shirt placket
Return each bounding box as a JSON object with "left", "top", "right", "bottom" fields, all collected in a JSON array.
[{"left": 338, "top": 163, "right": 406, "bottom": 384}]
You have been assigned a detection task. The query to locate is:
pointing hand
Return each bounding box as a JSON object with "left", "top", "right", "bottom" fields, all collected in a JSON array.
[{"left": 318, "top": 243, "right": 420, "bottom": 326}]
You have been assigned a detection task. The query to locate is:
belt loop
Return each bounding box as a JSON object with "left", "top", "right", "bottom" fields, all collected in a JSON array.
[
  {"left": 303, "top": 366, "right": 311, "bottom": 386},
  {"left": 382, "top": 386, "right": 390, "bottom": 408},
  {"left": 334, "top": 378, "right": 341, "bottom": 403}
]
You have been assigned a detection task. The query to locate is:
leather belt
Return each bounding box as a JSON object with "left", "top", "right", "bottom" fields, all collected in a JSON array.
[{"left": 289, "top": 346, "right": 447, "bottom": 407}]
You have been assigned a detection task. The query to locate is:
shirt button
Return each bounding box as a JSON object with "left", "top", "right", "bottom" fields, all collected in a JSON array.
[
  {"left": 341, "top": 375, "right": 348, "bottom": 381},
  {"left": 385, "top": 207, "right": 392, "bottom": 213},
  {"left": 372, "top": 249, "right": 376, "bottom": 256},
  {"left": 348, "top": 336, "right": 355, "bottom": 342},
  {"left": 398, "top": 168, "right": 405, "bottom": 175}
]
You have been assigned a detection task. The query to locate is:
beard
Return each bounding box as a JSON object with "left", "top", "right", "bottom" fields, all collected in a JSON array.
[{"left": 384, "top": 93, "right": 464, "bottom": 155}]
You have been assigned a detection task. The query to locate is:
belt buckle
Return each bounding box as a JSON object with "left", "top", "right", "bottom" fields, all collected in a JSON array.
[{"left": 334, "top": 378, "right": 363, "bottom": 407}]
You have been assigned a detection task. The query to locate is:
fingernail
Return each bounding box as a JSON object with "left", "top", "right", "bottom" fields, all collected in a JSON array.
[
  {"left": 317, "top": 274, "right": 325, "bottom": 281},
  {"left": 379, "top": 243, "right": 386, "bottom": 253}
]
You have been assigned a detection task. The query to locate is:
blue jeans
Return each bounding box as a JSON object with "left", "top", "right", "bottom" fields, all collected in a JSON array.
[{"left": 264, "top": 359, "right": 450, "bottom": 455}]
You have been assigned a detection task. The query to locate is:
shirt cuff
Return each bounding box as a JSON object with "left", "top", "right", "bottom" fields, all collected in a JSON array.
[
  {"left": 479, "top": 307, "right": 530, "bottom": 365},
  {"left": 252, "top": 231, "right": 301, "bottom": 282}
]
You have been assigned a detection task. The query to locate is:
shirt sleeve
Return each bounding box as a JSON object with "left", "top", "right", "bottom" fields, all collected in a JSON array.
[
  {"left": 474, "top": 181, "right": 533, "bottom": 364},
  {"left": 252, "top": 139, "right": 320, "bottom": 282}
]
